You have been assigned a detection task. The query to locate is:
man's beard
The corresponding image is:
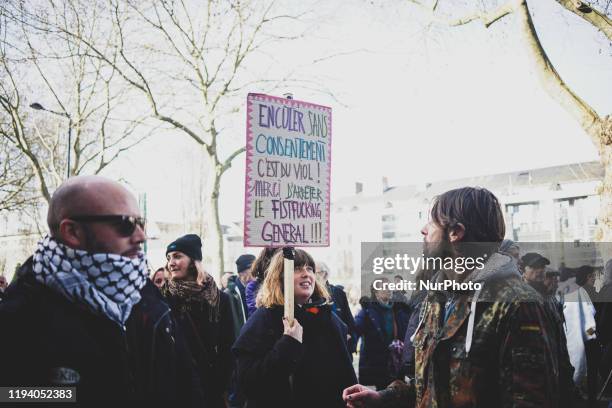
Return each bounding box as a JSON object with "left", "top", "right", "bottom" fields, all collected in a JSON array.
[
  {"left": 528, "top": 280, "right": 548, "bottom": 295},
  {"left": 82, "top": 225, "right": 114, "bottom": 254},
  {"left": 422, "top": 238, "right": 458, "bottom": 279}
]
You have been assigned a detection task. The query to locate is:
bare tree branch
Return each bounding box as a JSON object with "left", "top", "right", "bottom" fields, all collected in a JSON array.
[
  {"left": 446, "top": 0, "right": 518, "bottom": 27},
  {"left": 554, "top": 0, "right": 612, "bottom": 41},
  {"left": 220, "top": 146, "right": 245, "bottom": 175},
  {"left": 517, "top": 0, "right": 602, "bottom": 144},
  {"left": 0, "top": 0, "right": 152, "bottom": 211},
  {"left": 407, "top": 0, "right": 517, "bottom": 27}
]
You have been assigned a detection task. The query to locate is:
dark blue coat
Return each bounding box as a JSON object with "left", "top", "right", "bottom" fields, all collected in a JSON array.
[
  {"left": 354, "top": 298, "right": 410, "bottom": 388},
  {"left": 232, "top": 301, "right": 357, "bottom": 408}
]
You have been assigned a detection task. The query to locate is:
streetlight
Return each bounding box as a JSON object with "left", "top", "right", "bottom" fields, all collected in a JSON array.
[{"left": 30, "top": 102, "right": 73, "bottom": 179}]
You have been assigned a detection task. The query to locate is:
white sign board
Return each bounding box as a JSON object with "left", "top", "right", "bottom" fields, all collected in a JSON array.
[{"left": 244, "top": 93, "right": 331, "bottom": 247}]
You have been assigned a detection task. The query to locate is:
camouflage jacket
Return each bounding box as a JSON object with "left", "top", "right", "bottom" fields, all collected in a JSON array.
[{"left": 380, "top": 253, "right": 559, "bottom": 408}]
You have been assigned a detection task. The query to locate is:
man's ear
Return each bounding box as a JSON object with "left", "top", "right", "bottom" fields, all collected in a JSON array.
[
  {"left": 58, "top": 219, "right": 86, "bottom": 249},
  {"left": 448, "top": 223, "right": 465, "bottom": 243}
]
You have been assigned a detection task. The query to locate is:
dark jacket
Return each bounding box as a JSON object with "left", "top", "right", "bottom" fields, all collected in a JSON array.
[
  {"left": 235, "top": 277, "right": 248, "bottom": 314},
  {"left": 0, "top": 258, "right": 204, "bottom": 408},
  {"left": 232, "top": 301, "right": 357, "bottom": 408},
  {"left": 597, "top": 282, "right": 612, "bottom": 344},
  {"left": 597, "top": 282, "right": 612, "bottom": 383},
  {"left": 327, "top": 282, "right": 357, "bottom": 353},
  {"left": 543, "top": 294, "right": 577, "bottom": 407},
  {"left": 354, "top": 298, "right": 411, "bottom": 389},
  {"left": 162, "top": 285, "right": 234, "bottom": 408},
  {"left": 224, "top": 275, "right": 247, "bottom": 338}
]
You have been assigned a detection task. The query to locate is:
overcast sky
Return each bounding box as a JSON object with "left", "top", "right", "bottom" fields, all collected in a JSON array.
[{"left": 109, "top": 0, "right": 611, "bottom": 225}]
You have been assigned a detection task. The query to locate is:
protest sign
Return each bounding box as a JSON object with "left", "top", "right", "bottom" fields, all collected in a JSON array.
[{"left": 244, "top": 93, "right": 331, "bottom": 247}]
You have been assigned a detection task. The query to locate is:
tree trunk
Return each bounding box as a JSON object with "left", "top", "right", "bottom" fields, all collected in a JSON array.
[
  {"left": 596, "top": 119, "right": 612, "bottom": 241},
  {"left": 210, "top": 167, "right": 225, "bottom": 277},
  {"left": 200, "top": 156, "right": 225, "bottom": 282},
  {"left": 518, "top": 0, "right": 611, "bottom": 241}
]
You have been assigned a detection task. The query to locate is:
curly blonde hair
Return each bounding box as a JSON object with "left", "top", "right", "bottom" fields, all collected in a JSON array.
[{"left": 257, "top": 249, "right": 330, "bottom": 308}]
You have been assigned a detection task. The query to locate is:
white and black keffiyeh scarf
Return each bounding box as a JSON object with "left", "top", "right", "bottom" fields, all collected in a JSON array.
[{"left": 32, "top": 235, "right": 148, "bottom": 327}]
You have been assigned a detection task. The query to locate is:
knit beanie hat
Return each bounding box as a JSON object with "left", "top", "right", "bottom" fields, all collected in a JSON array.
[
  {"left": 236, "top": 254, "right": 256, "bottom": 274},
  {"left": 166, "top": 234, "right": 202, "bottom": 261}
]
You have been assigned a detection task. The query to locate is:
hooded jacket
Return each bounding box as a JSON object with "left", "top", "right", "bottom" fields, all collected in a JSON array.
[
  {"left": 380, "top": 253, "right": 560, "bottom": 408},
  {"left": 232, "top": 300, "right": 357, "bottom": 408}
]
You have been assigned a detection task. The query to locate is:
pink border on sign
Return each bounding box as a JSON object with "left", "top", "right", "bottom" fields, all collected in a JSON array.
[
  {"left": 243, "top": 95, "right": 254, "bottom": 247},
  {"left": 243, "top": 93, "right": 332, "bottom": 247}
]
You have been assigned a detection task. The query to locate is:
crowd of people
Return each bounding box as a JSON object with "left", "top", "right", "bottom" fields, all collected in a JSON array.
[{"left": 0, "top": 175, "right": 610, "bottom": 408}]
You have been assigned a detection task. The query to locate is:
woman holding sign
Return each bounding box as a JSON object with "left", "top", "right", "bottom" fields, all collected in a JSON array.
[{"left": 232, "top": 249, "right": 357, "bottom": 408}]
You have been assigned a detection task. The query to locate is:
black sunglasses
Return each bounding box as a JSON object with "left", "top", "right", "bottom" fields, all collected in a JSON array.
[{"left": 70, "top": 215, "right": 146, "bottom": 237}]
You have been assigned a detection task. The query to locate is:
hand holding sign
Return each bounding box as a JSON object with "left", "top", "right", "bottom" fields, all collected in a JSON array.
[
  {"left": 283, "top": 246, "right": 295, "bottom": 325},
  {"left": 283, "top": 317, "right": 303, "bottom": 343}
]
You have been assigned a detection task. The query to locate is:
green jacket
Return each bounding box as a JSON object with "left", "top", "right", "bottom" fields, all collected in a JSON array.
[
  {"left": 224, "top": 276, "right": 247, "bottom": 338},
  {"left": 381, "top": 253, "right": 559, "bottom": 408}
]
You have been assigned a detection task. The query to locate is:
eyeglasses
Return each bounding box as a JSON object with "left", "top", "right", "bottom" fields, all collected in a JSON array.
[{"left": 70, "top": 215, "right": 146, "bottom": 237}]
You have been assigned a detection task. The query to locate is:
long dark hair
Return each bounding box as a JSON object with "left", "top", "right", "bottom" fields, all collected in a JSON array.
[
  {"left": 430, "top": 187, "right": 505, "bottom": 257},
  {"left": 251, "top": 248, "right": 281, "bottom": 282}
]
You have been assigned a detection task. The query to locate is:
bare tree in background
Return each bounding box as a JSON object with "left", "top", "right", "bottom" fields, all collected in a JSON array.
[
  {"left": 0, "top": 1, "right": 151, "bottom": 220},
  {"left": 0, "top": 138, "right": 36, "bottom": 213},
  {"left": 404, "top": 0, "right": 612, "bottom": 240},
  {"left": 46, "top": 0, "right": 315, "bottom": 273}
]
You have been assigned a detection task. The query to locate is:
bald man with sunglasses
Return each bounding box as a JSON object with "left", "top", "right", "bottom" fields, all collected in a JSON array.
[{"left": 0, "top": 176, "right": 204, "bottom": 407}]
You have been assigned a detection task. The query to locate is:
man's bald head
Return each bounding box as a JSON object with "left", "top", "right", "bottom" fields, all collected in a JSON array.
[
  {"left": 47, "top": 175, "right": 145, "bottom": 257},
  {"left": 48, "top": 176, "right": 138, "bottom": 237}
]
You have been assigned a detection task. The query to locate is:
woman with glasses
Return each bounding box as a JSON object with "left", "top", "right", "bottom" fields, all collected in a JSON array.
[
  {"left": 232, "top": 249, "right": 357, "bottom": 408},
  {"left": 161, "top": 234, "right": 234, "bottom": 408}
]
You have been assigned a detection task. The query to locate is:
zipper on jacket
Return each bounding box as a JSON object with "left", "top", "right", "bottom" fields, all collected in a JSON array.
[{"left": 119, "top": 326, "right": 136, "bottom": 398}]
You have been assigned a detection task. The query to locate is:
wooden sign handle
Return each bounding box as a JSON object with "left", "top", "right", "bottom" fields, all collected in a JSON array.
[
  {"left": 283, "top": 92, "right": 295, "bottom": 325},
  {"left": 283, "top": 246, "right": 295, "bottom": 325}
]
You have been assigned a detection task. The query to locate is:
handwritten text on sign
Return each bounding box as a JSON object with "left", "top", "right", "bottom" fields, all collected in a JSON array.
[{"left": 244, "top": 93, "right": 331, "bottom": 247}]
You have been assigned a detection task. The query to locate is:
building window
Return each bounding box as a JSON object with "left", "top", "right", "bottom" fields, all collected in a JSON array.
[{"left": 382, "top": 231, "right": 396, "bottom": 240}]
